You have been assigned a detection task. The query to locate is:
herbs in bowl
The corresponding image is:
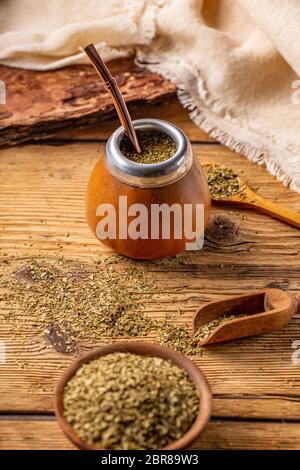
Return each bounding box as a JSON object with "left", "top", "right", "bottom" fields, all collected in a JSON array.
[{"left": 55, "top": 342, "right": 212, "bottom": 450}]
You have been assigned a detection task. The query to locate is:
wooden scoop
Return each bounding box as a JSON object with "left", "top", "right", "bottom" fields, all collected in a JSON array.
[
  {"left": 193, "top": 289, "right": 298, "bottom": 346},
  {"left": 204, "top": 164, "right": 300, "bottom": 229}
]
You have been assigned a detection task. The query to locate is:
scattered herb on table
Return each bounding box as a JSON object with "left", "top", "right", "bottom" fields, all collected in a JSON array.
[
  {"left": 63, "top": 352, "right": 199, "bottom": 450},
  {"left": 2, "top": 258, "right": 202, "bottom": 357},
  {"left": 4, "top": 260, "right": 154, "bottom": 353},
  {"left": 120, "top": 129, "right": 177, "bottom": 164},
  {"left": 156, "top": 321, "right": 201, "bottom": 357}
]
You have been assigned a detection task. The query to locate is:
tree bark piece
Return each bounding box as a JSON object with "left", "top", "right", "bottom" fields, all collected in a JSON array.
[{"left": 0, "top": 58, "right": 176, "bottom": 147}]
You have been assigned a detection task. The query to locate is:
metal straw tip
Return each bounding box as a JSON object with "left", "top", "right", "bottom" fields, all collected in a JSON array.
[{"left": 83, "top": 43, "right": 141, "bottom": 154}]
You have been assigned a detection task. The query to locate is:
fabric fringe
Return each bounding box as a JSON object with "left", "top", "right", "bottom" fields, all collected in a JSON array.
[
  {"left": 178, "top": 86, "right": 300, "bottom": 192},
  {"left": 138, "top": 0, "right": 163, "bottom": 44},
  {"left": 138, "top": 58, "right": 300, "bottom": 193}
]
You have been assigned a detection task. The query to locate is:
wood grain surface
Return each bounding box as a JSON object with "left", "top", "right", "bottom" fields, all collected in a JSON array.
[
  {"left": 1, "top": 418, "right": 300, "bottom": 450},
  {"left": 0, "top": 102, "right": 300, "bottom": 450}
]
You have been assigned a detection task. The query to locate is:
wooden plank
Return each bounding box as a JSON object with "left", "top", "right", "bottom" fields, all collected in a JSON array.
[
  {"left": 1, "top": 418, "right": 300, "bottom": 450},
  {"left": 0, "top": 418, "right": 75, "bottom": 451},
  {"left": 54, "top": 100, "right": 213, "bottom": 143},
  {"left": 0, "top": 142, "right": 300, "bottom": 423},
  {"left": 0, "top": 59, "right": 176, "bottom": 147},
  {"left": 191, "top": 420, "right": 300, "bottom": 450},
  {"left": 213, "top": 397, "right": 300, "bottom": 421},
  {"left": 0, "top": 297, "right": 299, "bottom": 413}
]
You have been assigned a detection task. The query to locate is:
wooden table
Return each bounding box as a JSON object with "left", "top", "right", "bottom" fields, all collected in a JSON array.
[{"left": 0, "top": 99, "right": 300, "bottom": 450}]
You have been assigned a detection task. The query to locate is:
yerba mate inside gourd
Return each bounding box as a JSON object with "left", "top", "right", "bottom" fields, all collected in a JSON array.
[
  {"left": 120, "top": 129, "right": 177, "bottom": 164},
  {"left": 63, "top": 352, "right": 199, "bottom": 450}
]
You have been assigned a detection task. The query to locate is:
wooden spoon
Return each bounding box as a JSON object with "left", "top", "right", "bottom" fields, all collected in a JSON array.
[
  {"left": 204, "top": 164, "right": 300, "bottom": 229},
  {"left": 193, "top": 289, "right": 298, "bottom": 346},
  {"left": 54, "top": 341, "right": 212, "bottom": 450}
]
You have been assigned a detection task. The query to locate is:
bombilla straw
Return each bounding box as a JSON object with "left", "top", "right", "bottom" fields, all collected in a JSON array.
[{"left": 84, "top": 44, "right": 141, "bottom": 153}]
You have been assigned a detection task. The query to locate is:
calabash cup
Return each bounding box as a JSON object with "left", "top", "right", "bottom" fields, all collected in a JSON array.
[
  {"left": 54, "top": 341, "right": 212, "bottom": 450},
  {"left": 86, "top": 119, "right": 211, "bottom": 259}
]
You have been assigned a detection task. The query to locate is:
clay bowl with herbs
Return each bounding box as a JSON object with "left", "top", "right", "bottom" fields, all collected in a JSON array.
[{"left": 55, "top": 342, "right": 212, "bottom": 450}]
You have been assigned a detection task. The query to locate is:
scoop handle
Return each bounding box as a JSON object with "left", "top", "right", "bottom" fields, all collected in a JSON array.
[{"left": 246, "top": 190, "right": 300, "bottom": 229}]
